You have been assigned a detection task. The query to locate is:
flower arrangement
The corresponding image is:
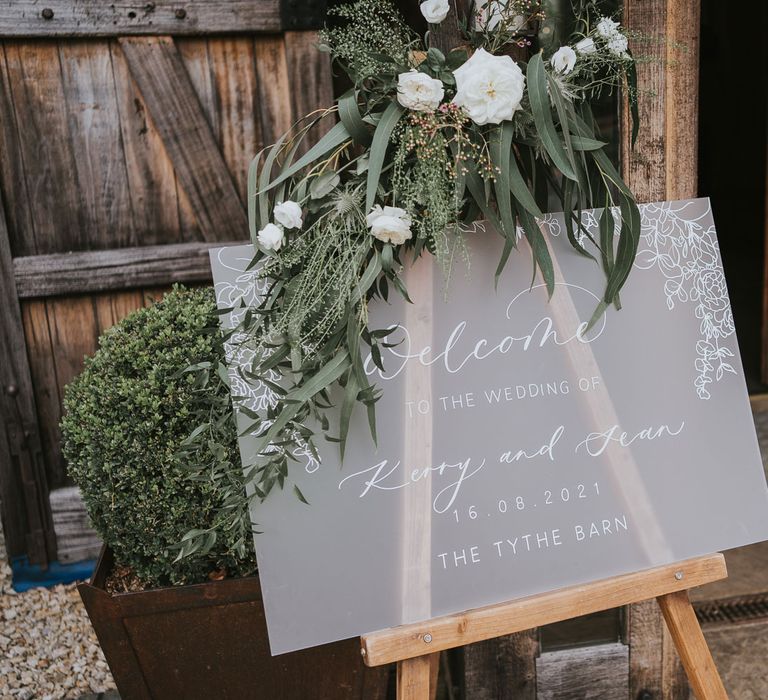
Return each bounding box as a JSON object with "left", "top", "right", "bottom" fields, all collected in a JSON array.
[{"left": 187, "top": 0, "right": 641, "bottom": 536}]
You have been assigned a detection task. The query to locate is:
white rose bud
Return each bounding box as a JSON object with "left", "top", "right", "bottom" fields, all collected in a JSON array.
[
  {"left": 273, "top": 200, "right": 303, "bottom": 229},
  {"left": 451, "top": 48, "right": 525, "bottom": 125},
  {"left": 257, "top": 222, "right": 285, "bottom": 251},
  {"left": 397, "top": 70, "right": 445, "bottom": 112},
  {"left": 596, "top": 16, "right": 620, "bottom": 38},
  {"left": 575, "top": 37, "right": 597, "bottom": 54},
  {"left": 550, "top": 46, "right": 577, "bottom": 75},
  {"left": 366, "top": 205, "right": 413, "bottom": 246},
  {"left": 419, "top": 0, "right": 450, "bottom": 24}
]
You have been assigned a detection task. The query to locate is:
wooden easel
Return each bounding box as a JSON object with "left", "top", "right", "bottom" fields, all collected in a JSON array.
[{"left": 361, "top": 553, "right": 729, "bottom": 699}]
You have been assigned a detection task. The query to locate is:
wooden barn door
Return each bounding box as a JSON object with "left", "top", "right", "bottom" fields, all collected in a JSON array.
[{"left": 0, "top": 1, "right": 333, "bottom": 567}]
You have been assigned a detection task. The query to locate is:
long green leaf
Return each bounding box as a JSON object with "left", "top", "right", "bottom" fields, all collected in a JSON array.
[
  {"left": 489, "top": 125, "right": 516, "bottom": 239},
  {"left": 249, "top": 351, "right": 351, "bottom": 457},
  {"left": 519, "top": 207, "right": 555, "bottom": 297},
  {"left": 247, "top": 151, "right": 262, "bottom": 241},
  {"left": 603, "top": 193, "right": 640, "bottom": 303},
  {"left": 366, "top": 101, "right": 405, "bottom": 212},
  {"left": 262, "top": 121, "right": 351, "bottom": 193},
  {"left": 527, "top": 54, "right": 577, "bottom": 181},
  {"left": 338, "top": 89, "right": 372, "bottom": 146}
]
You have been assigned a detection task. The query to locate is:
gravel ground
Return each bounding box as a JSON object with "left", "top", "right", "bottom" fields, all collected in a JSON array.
[{"left": 0, "top": 518, "right": 116, "bottom": 699}]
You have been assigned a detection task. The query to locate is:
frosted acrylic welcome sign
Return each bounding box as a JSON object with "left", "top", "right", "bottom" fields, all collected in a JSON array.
[{"left": 210, "top": 198, "right": 768, "bottom": 654}]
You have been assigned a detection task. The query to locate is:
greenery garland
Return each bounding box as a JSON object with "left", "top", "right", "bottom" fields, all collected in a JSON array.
[{"left": 182, "top": 0, "right": 641, "bottom": 555}]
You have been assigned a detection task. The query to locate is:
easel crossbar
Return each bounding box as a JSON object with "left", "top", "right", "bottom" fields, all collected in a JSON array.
[{"left": 361, "top": 553, "right": 726, "bottom": 666}]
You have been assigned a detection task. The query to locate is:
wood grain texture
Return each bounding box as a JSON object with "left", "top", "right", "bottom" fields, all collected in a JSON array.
[
  {"left": 110, "top": 39, "right": 182, "bottom": 246},
  {"left": 58, "top": 40, "right": 136, "bottom": 249},
  {"left": 254, "top": 36, "right": 294, "bottom": 149},
  {"left": 119, "top": 36, "right": 248, "bottom": 242},
  {"left": 20, "top": 301, "right": 63, "bottom": 490},
  {"left": 0, "top": 1, "right": 283, "bottom": 37},
  {"left": 284, "top": 31, "right": 333, "bottom": 155},
  {"left": 13, "top": 240, "right": 234, "bottom": 298},
  {"left": 174, "top": 38, "right": 216, "bottom": 242},
  {"left": 2, "top": 41, "right": 84, "bottom": 254},
  {"left": 361, "top": 554, "right": 727, "bottom": 667},
  {"left": 621, "top": 0, "right": 701, "bottom": 202},
  {"left": 536, "top": 642, "right": 629, "bottom": 700},
  {"left": 0, "top": 191, "right": 54, "bottom": 562},
  {"left": 621, "top": 3, "right": 701, "bottom": 697},
  {"left": 462, "top": 631, "right": 538, "bottom": 700},
  {"left": 397, "top": 654, "right": 435, "bottom": 700},
  {"left": 211, "top": 38, "right": 263, "bottom": 204},
  {"left": 657, "top": 591, "right": 728, "bottom": 700},
  {"left": 0, "top": 46, "right": 37, "bottom": 258}
]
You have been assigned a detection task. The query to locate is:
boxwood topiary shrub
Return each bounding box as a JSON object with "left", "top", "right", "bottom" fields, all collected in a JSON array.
[{"left": 61, "top": 286, "right": 256, "bottom": 586}]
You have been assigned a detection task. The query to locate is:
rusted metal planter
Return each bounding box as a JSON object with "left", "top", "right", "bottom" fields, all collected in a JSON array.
[{"left": 78, "top": 548, "right": 389, "bottom": 699}]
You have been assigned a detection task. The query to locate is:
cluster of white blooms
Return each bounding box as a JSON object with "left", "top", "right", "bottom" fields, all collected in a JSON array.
[
  {"left": 397, "top": 48, "right": 525, "bottom": 126},
  {"left": 256, "top": 201, "right": 303, "bottom": 252},
  {"left": 595, "top": 16, "right": 629, "bottom": 56}
]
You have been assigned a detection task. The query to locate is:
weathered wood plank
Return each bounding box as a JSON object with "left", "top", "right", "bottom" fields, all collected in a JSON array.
[
  {"left": 118, "top": 36, "right": 249, "bottom": 243},
  {"left": 0, "top": 46, "right": 37, "bottom": 258},
  {"left": 13, "top": 240, "right": 233, "bottom": 298},
  {"left": 47, "top": 296, "right": 100, "bottom": 404},
  {"left": 254, "top": 36, "right": 294, "bottom": 148},
  {"left": 622, "top": 2, "right": 701, "bottom": 697},
  {"left": 58, "top": 40, "right": 136, "bottom": 249},
  {"left": 20, "top": 301, "right": 64, "bottom": 491},
  {"left": 210, "top": 38, "right": 263, "bottom": 204},
  {"left": 175, "top": 38, "right": 216, "bottom": 242},
  {"left": 2, "top": 41, "right": 84, "bottom": 254},
  {"left": 621, "top": 0, "right": 700, "bottom": 202},
  {"left": 536, "top": 643, "right": 629, "bottom": 700},
  {"left": 110, "top": 40, "right": 182, "bottom": 246},
  {"left": 93, "top": 290, "right": 145, "bottom": 335},
  {"left": 0, "top": 190, "right": 55, "bottom": 563},
  {"left": 0, "top": 1, "right": 284, "bottom": 37},
  {"left": 463, "top": 631, "right": 538, "bottom": 699},
  {"left": 283, "top": 31, "right": 333, "bottom": 156}
]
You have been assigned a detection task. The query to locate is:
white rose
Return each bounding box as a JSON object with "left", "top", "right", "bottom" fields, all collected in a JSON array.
[
  {"left": 257, "top": 223, "right": 285, "bottom": 251},
  {"left": 575, "top": 37, "right": 596, "bottom": 54},
  {"left": 273, "top": 200, "right": 303, "bottom": 229},
  {"left": 366, "top": 205, "right": 413, "bottom": 246},
  {"left": 550, "top": 46, "right": 577, "bottom": 74},
  {"left": 419, "top": 0, "right": 450, "bottom": 24},
  {"left": 606, "top": 32, "right": 629, "bottom": 55},
  {"left": 596, "top": 16, "right": 620, "bottom": 38},
  {"left": 397, "top": 70, "right": 445, "bottom": 112},
  {"left": 451, "top": 48, "right": 525, "bottom": 125}
]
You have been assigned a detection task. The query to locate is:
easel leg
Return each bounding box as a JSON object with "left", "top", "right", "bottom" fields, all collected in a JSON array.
[
  {"left": 397, "top": 653, "right": 439, "bottom": 700},
  {"left": 657, "top": 591, "right": 728, "bottom": 699}
]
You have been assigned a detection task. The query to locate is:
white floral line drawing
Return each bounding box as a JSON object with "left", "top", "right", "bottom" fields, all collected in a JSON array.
[
  {"left": 632, "top": 200, "right": 736, "bottom": 399},
  {"left": 214, "top": 247, "right": 320, "bottom": 474},
  {"left": 538, "top": 200, "right": 737, "bottom": 399}
]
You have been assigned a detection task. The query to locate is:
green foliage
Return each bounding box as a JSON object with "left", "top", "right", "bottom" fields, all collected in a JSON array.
[
  {"left": 61, "top": 287, "right": 256, "bottom": 587},
  {"left": 178, "top": 0, "right": 643, "bottom": 556},
  {"left": 318, "top": 0, "right": 413, "bottom": 84}
]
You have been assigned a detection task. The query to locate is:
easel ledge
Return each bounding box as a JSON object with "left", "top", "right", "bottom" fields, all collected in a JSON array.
[{"left": 361, "top": 553, "right": 728, "bottom": 699}]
